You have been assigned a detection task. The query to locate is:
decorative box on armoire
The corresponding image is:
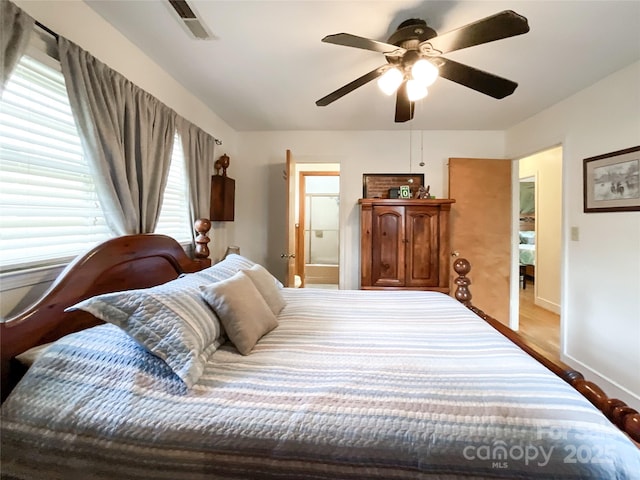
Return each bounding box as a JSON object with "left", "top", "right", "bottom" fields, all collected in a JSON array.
[
  {"left": 359, "top": 198, "right": 455, "bottom": 293},
  {"left": 210, "top": 154, "right": 235, "bottom": 221}
]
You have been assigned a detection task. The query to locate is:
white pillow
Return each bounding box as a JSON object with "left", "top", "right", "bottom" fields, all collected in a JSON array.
[
  {"left": 243, "top": 264, "right": 286, "bottom": 315},
  {"left": 200, "top": 271, "right": 278, "bottom": 355}
]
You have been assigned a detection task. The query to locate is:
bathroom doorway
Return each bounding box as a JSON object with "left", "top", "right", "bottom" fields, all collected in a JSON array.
[{"left": 297, "top": 171, "right": 339, "bottom": 288}]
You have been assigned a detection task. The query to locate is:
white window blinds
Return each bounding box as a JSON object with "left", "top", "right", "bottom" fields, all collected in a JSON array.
[
  {"left": 1, "top": 41, "right": 194, "bottom": 271},
  {"left": 155, "top": 133, "right": 192, "bottom": 243},
  {"left": 0, "top": 54, "right": 112, "bottom": 270}
]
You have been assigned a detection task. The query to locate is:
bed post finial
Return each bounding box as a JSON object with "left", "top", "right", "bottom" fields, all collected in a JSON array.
[
  {"left": 194, "top": 218, "right": 211, "bottom": 259},
  {"left": 453, "top": 258, "right": 472, "bottom": 306}
]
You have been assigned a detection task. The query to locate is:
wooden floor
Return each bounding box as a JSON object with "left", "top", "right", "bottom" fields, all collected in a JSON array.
[{"left": 518, "top": 283, "right": 561, "bottom": 362}]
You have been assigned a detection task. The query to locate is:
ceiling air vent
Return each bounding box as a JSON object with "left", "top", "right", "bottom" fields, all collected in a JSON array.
[{"left": 167, "top": 0, "right": 212, "bottom": 40}]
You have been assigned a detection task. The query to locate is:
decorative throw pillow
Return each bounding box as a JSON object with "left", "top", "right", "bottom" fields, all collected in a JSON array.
[
  {"left": 200, "top": 271, "right": 278, "bottom": 355},
  {"left": 66, "top": 274, "right": 223, "bottom": 388},
  {"left": 194, "top": 253, "right": 257, "bottom": 284},
  {"left": 195, "top": 254, "right": 285, "bottom": 288},
  {"left": 243, "top": 264, "right": 286, "bottom": 315}
]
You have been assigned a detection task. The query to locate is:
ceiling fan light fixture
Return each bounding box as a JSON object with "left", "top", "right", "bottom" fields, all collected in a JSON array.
[
  {"left": 407, "top": 79, "right": 428, "bottom": 101},
  {"left": 411, "top": 59, "right": 438, "bottom": 87},
  {"left": 377, "top": 67, "right": 403, "bottom": 95},
  {"left": 317, "top": 10, "right": 529, "bottom": 122}
]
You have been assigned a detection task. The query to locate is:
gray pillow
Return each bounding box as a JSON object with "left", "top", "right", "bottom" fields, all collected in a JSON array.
[
  {"left": 200, "top": 271, "right": 278, "bottom": 355},
  {"left": 195, "top": 254, "right": 285, "bottom": 288},
  {"left": 194, "top": 253, "right": 257, "bottom": 283},
  {"left": 67, "top": 274, "right": 223, "bottom": 388},
  {"left": 243, "top": 264, "right": 286, "bottom": 315}
]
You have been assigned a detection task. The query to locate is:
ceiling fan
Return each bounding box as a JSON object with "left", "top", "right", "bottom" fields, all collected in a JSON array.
[{"left": 316, "top": 10, "right": 530, "bottom": 122}]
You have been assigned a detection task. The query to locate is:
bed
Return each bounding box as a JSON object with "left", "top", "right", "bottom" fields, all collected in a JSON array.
[
  {"left": 519, "top": 233, "right": 535, "bottom": 267},
  {"left": 1, "top": 227, "right": 639, "bottom": 479},
  {"left": 519, "top": 216, "right": 536, "bottom": 288}
]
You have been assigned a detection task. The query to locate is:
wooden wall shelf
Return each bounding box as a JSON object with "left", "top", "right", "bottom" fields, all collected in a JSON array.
[{"left": 210, "top": 175, "right": 235, "bottom": 221}]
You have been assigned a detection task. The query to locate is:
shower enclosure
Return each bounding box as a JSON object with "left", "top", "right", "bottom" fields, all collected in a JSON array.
[{"left": 301, "top": 174, "right": 339, "bottom": 287}]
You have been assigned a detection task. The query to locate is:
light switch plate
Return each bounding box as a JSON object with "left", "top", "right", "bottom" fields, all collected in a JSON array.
[{"left": 571, "top": 226, "right": 579, "bottom": 241}]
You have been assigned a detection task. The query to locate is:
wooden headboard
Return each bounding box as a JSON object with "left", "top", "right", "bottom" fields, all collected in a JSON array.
[{"left": 0, "top": 221, "right": 212, "bottom": 401}]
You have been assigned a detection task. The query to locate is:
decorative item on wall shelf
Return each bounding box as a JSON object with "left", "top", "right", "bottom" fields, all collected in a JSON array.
[
  {"left": 363, "top": 173, "right": 424, "bottom": 198},
  {"left": 583, "top": 146, "right": 640, "bottom": 213},
  {"left": 210, "top": 154, "right": 235, "bottom": 221},
  {"left": 415, "top": 184, "right": 435, "bottom": 199}
]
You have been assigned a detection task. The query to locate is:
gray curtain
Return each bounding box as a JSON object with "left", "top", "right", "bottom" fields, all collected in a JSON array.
[
  {"left": 1, "top": 0, "right": 34, "bottom": 93},
  {"left": 58, "top": 37, "right": 176, "bottom": 235},
  {"left": 177, "top": 117, "right": 216, "bottom": 240}
]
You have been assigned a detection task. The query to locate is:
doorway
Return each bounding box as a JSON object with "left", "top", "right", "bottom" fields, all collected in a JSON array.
[
  {"left": 293, "top": 166, "right": 340, "bottom": 288},
  {"left": 515, "top": 146, "right": 562, "bottom": 359}
]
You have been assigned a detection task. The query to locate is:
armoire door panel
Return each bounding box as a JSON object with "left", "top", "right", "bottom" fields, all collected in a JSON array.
[
  {"left": 406, "top": 207, "right": 439, "bottom": 286},
  {"left": 371, "top": 206, "right": 404, "bottom": 286}
]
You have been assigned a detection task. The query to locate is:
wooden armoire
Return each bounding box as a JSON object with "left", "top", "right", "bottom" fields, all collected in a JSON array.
[{"left": 359, "top": 198, "right": 455, "bottom": 293}]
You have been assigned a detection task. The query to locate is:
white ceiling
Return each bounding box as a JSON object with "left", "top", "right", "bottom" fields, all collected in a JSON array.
[{"left": 84, "top": 0, "right": 640, "bottom": 132}]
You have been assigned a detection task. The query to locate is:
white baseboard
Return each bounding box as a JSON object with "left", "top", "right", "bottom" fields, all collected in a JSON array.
[
  {"left": 534, "top": 295, "right": 560, "bottom": 314},
  {"left": 562, "top": 354, "right": 640, "bottom": 412}
]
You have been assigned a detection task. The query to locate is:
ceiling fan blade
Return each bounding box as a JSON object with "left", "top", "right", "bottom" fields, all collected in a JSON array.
[
  {"left": 322, "top": 33, "right": 405, "bottom": 56},
  {"left": 395, "top": 82, "right": 415, "bottom": 123},
  {"left": 421, "top": 10, "right": 529, "bottom": 55},
  {"left": 436, "top": 57, "right": 518, "bottom": 99},
  {"left": 316, "top": 66, "right": 387, "bottom": 107}
]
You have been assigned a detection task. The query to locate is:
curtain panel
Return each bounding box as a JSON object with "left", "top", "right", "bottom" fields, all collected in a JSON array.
[
  {"left": 1, "top": 0, "right": 34, "bottom": 94},
  {"left": 177, "top": 118, "right": 216, "bottom": 241},
  {"left": 58, "top": 38, "right": 176, "bottom": 235}
]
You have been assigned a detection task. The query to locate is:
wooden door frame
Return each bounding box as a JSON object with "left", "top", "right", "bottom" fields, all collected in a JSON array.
[
  {"left": 297, "top": 171, "right": 340, "bottom": 288},
  {"left": 285, "top": 150, "right": 296, "bottom": 287}
]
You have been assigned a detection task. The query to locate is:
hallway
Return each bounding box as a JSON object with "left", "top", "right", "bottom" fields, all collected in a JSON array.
[{"left": 518, "top": 284, "right": 560, "bottom": 362}]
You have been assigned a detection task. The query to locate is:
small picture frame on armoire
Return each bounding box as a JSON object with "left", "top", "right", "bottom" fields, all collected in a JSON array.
[{"left": 399, "top": 185, "right": 411, "bottom": 198}]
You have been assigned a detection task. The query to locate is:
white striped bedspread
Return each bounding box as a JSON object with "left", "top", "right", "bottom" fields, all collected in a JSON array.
[{"left": 2, "top": 289, "right": 639, "bottom": 479}]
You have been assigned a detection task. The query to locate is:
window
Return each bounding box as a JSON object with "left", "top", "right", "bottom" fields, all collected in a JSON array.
[
  {"left": 0, "top": 54, "right": 112, "bottom": 271},
  {"left": 1, "top": 37, "right": 193, "bottom": 271},
  {"left": 155, "top": 133, "right": 192, "bottom": 243}
]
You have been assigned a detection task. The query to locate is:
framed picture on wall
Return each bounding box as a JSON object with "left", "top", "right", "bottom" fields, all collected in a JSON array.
[{"left": 583, "top": 146, "right": 640, "bottom": 212}]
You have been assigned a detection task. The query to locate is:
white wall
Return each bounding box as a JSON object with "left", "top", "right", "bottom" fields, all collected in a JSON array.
[
  {"left": 235, "top": 130, "right": 505, "bottom": 288},
  {"left": 506, "top": 61, "right": 640, "bottom": 409}
]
